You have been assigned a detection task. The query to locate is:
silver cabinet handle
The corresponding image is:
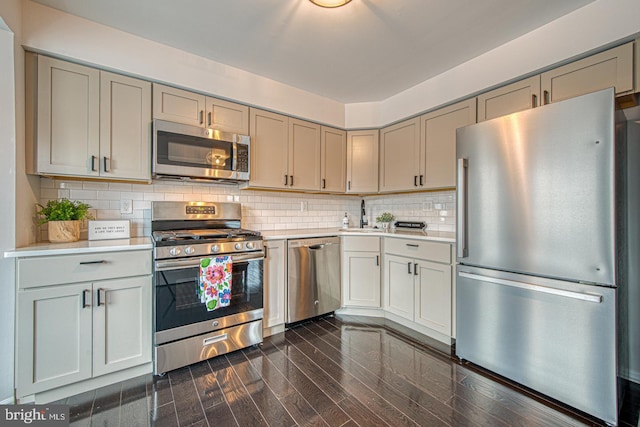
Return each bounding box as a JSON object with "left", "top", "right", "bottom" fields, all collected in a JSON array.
[
  {"left": 419, "top": 175, "right": 424, "bottom": 186},
  {"left": 199, "top": 110, "right": 204, "bottom": 125},
  {"left": 532, "top": 94, "right": 538, "bottom": 108},
  {"left": 407, "top": 262, "right": 412, "bottom": 274},
  {"left": 457, "top": 158, "right": 468, "bottom": 258},
  {"left": 406, "top": 243, "right": 419, "bottom": 248},
  {"left": 414, "top": 175, "right": 418, "bottom": 187},
  {"left": 97, "top": 288, "right": 105, "bottom": 306},
  {"left": 203, "top": 333, "right": 228, "bottom": 347},
  {"left": 347, "top": 180, "right": 351, "bottom": 191},
  {"left": 82, "top": 289, "right": 90, "bottom": 308},
  {"left": 289, "top": 175, "right": 294, "bottom": 186},
  {"left": 208, "top": 112, "right": 212, "bottom": 126},
  {"left": 79, "top": 260, "right": 107, "bottom": 265},
  {"left": 90, "top": 155, "right": 97, "bottom": 172},
  {"left": 543, "top": 90, "right": 550, "bottom": 105},
  {"left": 103, "top": 156, "right": 109, "bottom": 172},
  {"left": 284, "top": 175, "right": 288, "bottom": 186},
  {"left": 414, "top": 263, "right": 418, "bottom": 276},
  {"left": 376, "top": 255, "right": 379, "bottom": 266},
  {"left": 322, "top": 178, "right": 326, "bottom": 189},
  {"left": 459, "top": 272, "right": 603, "bottom": 303}
]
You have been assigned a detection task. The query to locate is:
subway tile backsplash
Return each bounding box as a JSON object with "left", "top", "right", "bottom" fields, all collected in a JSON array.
[{"left": 38, "top": 178, "right": 456, "bottom": 240}]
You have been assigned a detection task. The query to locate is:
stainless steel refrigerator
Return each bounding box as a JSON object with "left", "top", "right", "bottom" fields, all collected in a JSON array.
[{"left": 455, "top": 88, "right": 628, "bottom": 425}]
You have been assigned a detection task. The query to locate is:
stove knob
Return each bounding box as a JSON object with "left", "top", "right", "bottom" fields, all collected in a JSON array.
[
  {"left": 246, "top": 242, "right": 255, "bottom": 249},
  {"left": 235, "top": 243, "right": 243, "bottom": 250},
  {"left": 211, "top": 245, "right": 220, "bottom": 253},
  {"left": 184, "top": 246, "right": 195, "bottom": 255},
  {"left": 169, "top": 247, "right": 181, "bottom": 256}
]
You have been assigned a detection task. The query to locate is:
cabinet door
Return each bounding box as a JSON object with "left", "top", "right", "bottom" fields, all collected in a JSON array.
[
  {"left": 420, "top": 98, "right": 476, "bottom": 189},
  {"left": 383, "top": 254, "right": 415, "bottom": 321},
  {"left": 100, "top": 71, "right": 151, "bottom": 181},
  {"left": 16, "top": 283, "right": 93, "bottom": 395},
  {"left": 289, "top": 118, "right": 321, "bottom": 191},
  {"left": 152, "top": 83, "right": 206, "bottom": 127},
  {"left": 205, "top": 97, "right": 249, "bottom": 134},
  {"left": 36, "top": 56, "right": 100, "bottom": 177},
  {"left": 346, "top": 130, "right": 379, "bottom": 194},
  {"left": 541, "top": 42, "right": 634, "bottom": 104},
  {"left": 320, "top": 126, "right": 346, "bottom": 193},
  {"left": 264, "top": 240, "right": 286, "bottom": 329},
  {"left": 414, "top": 260, "right": 452, "bottom": 336},
  {"left": 477, "top": 75, "right": 541, "bottom": 122},
  {"left": 342, "top": 251, "right": 380, "bottom": 307},
  {"left": 93, "top": 276, "right": 152, "bottom": 377},
  {"left": 249, "top": 108, "right": 289, "bottom": 189},
  {"left": 379, "top": 117, "right": 421, "bottom": 192}
]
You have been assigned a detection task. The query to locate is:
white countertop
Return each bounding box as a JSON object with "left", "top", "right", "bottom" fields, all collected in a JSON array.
[
  {"left": 4, "top": 237, "right": 153, "bottom": 258},
  {"left": 260, "top": 228, "right": 455, "bottom": 243}
]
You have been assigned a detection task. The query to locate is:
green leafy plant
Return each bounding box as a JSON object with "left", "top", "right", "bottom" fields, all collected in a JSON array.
[
  {"left": 376, "top": 212, "right": 395, "bottom": 223},
  {"left": 37, "top": 199, "right": 93, "bottom": 225}
]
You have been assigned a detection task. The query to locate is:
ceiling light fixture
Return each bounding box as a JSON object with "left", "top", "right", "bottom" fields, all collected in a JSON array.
[{"left": 309, "top": 0, "right": 353, "bottom": 8}]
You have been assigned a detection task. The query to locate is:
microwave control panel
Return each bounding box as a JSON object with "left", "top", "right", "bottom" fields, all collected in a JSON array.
[{"left": 236, "top": 144, "right": 249, "bottom": 172}]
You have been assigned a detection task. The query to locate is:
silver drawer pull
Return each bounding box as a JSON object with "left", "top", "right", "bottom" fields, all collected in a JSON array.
[
  {"left": 203, "top": 333, "right": 228, "bottom": 347},
  {"left": 406, "top": 244, "right": 419, "bottom": 248},
  {"left": 79, "top": 260, "right": 107, "bottom": 265}
]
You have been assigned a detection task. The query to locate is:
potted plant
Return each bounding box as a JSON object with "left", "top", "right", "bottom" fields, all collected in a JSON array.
[
  {"left": 376, "top": 212, "right": 395, "bottom": 231},
  {"left": 37, "top": 199, "right": 93, "bottom": 243}
]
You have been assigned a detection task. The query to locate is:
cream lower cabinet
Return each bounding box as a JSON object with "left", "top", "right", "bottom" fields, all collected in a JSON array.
[
  {"left": 341, "top": 236, "right": 381, "bottom": 308},
  {"left": 264, "top": 239, "right": 286, "bottom": 335},
  {"left": 15, "top": 250, "right": 152, "bottom": 400},
  {"left": 26, "top": 53, "right": 151, "bottom": 181},
  {"left": 383, "top": 238, "right": 453, "bottom": 340}
]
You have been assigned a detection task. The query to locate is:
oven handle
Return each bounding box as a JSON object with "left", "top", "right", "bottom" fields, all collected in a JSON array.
[{"left": 155, "top": 252, "right": 264, "bottom": 271}]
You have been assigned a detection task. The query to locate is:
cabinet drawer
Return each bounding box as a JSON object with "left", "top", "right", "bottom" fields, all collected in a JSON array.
[
  {"left": 384, "top": 238, "right": 451, "bottom": 263},
  {"left": 342, "top": 236, "right": 380, "bottom": 252},
  {"left": 18, "top": 250, "right": 152, "bottom": 289}
]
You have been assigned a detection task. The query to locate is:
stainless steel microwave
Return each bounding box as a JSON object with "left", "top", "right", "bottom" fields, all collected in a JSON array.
[{"left": 152, "top": 119, "right": 250, "bottom": 182}]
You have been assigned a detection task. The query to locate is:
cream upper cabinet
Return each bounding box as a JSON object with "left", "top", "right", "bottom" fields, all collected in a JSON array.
[
  {"left": 420, "top": 98, "right": 476, "bottom": 189},
  {"left": 30, "top": 54, "right": 100, "bottom": 177},
  {"left": 153, "top": 83, "right": 249, "bottom": 134},
  {"left": 346, "top": 130, "right": 379, "bottom": 194},
  {"left": 249, "top": 108, "right": 289, "bottom": 188},
  {"left": 100, "top": 71, "right": 151, "bottom": 181},
  {"left": 153, "top": 83, "right": 206, "bottom": 127},
  {"left": 379, "top": 117, "right": 421, "bottom": 192},
  {"left": 205, "top": 97, "right": 249, "bottom": 134},
  {"left": 27, "top": 54, "right": 151, "bottom": 181},
  {"left": 320, "top": 126, "right": 346, "bottom": 193},
  {"left": 477, "top": 75, "right": 541, "bottom": 122},
  {"left": 541, "top": 42, "right": 634, "bottom": 104},
  {"left": 249, "top": 108, "right": 321, "bottom": 191},
  {"left": 288, "top": 118, "right": 321, "bottom": 191}
]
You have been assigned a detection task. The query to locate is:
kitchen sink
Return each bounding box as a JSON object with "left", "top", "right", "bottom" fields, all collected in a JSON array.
[{"left": 340, "top": 227, "right": 379, "bottom": 233}]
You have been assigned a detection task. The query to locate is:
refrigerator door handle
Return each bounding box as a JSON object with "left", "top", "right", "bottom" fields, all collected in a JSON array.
[
  {"left": 458, "top": 271, "right": 603, "bottom": 303},
  {"left": 457, "top": 158, "right": 468, "bottom": 258}
]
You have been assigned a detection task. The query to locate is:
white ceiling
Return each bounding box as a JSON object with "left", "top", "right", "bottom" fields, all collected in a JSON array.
[{"left": 31, "top": 0, "right": 594, "bottom": 103}]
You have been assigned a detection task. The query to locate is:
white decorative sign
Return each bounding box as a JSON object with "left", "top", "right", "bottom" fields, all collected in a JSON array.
[{"left": 88, "top": 220, "right": 131, "bottom": 240}]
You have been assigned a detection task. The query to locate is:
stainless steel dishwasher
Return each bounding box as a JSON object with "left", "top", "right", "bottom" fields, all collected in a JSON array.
[{"left": 287, "top": 236, "right": 341, "bottom": 323}]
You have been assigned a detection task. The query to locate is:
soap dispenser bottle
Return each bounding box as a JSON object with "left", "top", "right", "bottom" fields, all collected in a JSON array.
[{"left": 342, "top": 212, "right": 349, "bottom": 229}]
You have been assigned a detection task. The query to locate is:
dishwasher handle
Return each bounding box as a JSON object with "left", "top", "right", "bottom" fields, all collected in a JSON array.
[{"left": 309, "top": 244, "right": 325, "bottom": 250}]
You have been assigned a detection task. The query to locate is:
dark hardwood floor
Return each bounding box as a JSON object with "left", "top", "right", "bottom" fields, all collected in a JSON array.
[{"left": 54, "top": 315, "right": 639, "bottom": 426}]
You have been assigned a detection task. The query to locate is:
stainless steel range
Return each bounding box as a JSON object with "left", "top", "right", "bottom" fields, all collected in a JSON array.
[{"left": 151, "top": 201, "right": 263, "bottom": 375}]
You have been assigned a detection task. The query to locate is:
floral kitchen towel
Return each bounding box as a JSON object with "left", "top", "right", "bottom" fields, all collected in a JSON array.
[{"left": 199, "top": 256, "right": 232, "bottom": 311}]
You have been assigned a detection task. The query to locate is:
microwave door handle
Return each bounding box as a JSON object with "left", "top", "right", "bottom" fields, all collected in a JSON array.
[{"left": 232, "top": 141, "right": 238, "bottom": 175}]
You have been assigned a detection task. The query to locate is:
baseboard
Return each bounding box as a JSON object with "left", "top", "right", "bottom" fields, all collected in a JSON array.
[{"left": 0, "top": 396, "right": 15, "bottom": 405}]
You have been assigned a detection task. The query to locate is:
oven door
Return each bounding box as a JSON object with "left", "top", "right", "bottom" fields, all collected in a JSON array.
[{"left": 154, "top": 252, "right": 263, "bottom": 342}]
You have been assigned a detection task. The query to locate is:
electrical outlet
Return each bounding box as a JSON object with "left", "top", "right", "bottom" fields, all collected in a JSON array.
[
  {"left": 300, "top": 201, "right": 308, "bottom": 212},
  {"left": 120, "top": 199, "right": 133, "bottom": 214}
]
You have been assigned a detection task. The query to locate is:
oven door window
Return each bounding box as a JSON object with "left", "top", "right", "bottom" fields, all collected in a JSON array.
[
  {"left": 155, "top": 258, "right": 263, "bottom": 332},
  {"left": 156, "top": 130, "right": 233, "bottom": 171}
]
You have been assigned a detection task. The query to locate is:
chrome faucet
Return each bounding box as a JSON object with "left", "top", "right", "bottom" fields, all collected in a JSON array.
[{"left": 360, "top": 199, "right": 368, "bottom": 228}]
